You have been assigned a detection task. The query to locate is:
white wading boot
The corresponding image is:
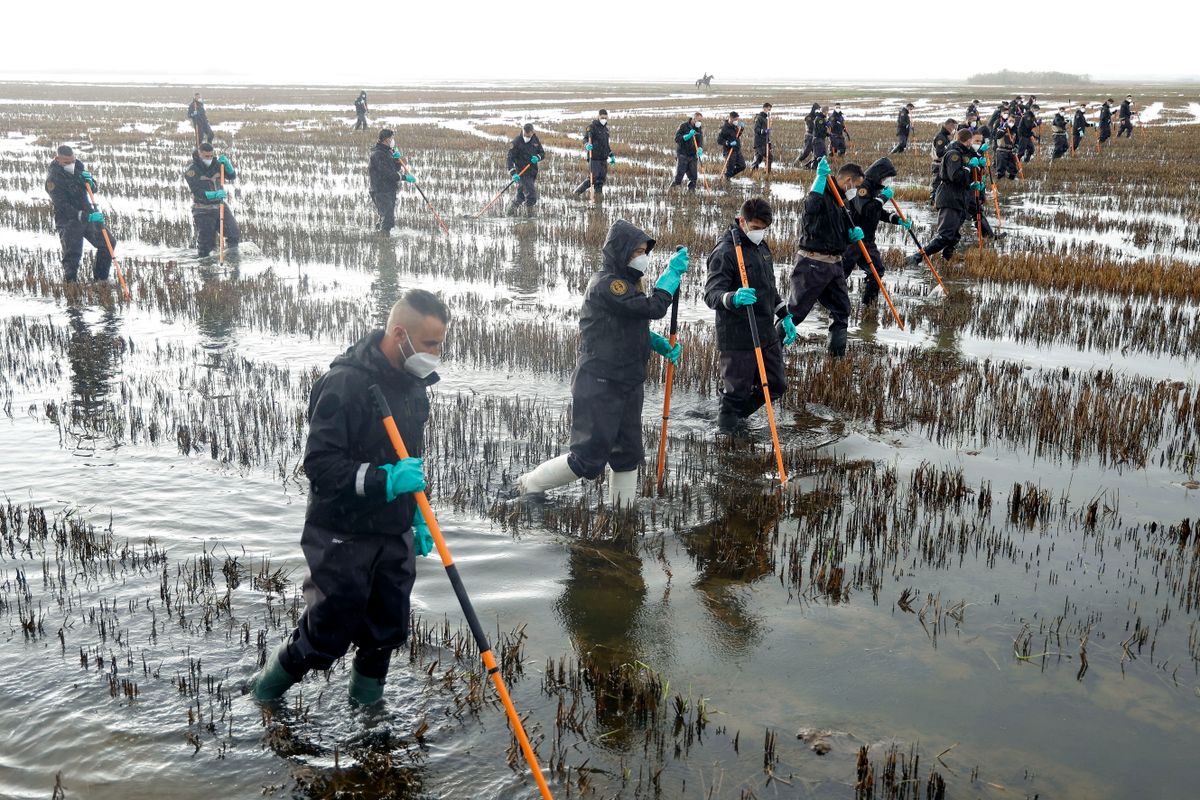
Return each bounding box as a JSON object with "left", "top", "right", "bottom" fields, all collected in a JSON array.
[
  {"left": 606, "top": 467, "right": 639, "bottom": 508},
  {"left": 517, "top": 454, "right": 579, "bottom": 496}
]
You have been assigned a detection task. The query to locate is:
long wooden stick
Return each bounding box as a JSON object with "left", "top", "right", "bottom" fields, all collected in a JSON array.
[{"left": 733, "top": 242, "right": 787, "bottom": 486}]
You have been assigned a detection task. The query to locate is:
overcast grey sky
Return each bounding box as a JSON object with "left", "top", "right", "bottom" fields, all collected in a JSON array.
[{"left": 3, "top": 2, "right": 1195, "bottom": 84}]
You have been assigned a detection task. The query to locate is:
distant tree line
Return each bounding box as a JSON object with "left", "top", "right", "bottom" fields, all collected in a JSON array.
[{"left": 967, "top": 70, "right": 1092, "bottom": 85}]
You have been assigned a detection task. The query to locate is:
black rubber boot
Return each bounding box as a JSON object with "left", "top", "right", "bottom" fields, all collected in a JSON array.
[{"left": 828, "top": 328, "right": 849, "bottom": 358}]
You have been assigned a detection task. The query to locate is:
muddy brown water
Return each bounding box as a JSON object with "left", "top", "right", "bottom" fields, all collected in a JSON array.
[{"left": 1, "top": 82, "right": 1198, "bottom": 799}]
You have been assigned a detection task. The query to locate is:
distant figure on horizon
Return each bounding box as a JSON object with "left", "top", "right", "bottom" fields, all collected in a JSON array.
[
  {"left": 891, "top": 103, "right": 914, "bottom": 154},
  {"left": 354, "top": 91, "right": 369, "bottom": 130},
  {"left": 695, "top": 73, "right": 713, "bottom": 89},
  {"left": 188, "top": 93, "right": 214, "bottom": 145}
]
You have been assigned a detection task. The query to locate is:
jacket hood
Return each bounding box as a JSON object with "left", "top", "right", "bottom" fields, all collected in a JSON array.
[
  {"left": 602, "top": 219, "right": 656, "bottom": 277},
  {"left": 862, "top": 157, "right": 896, "bottom": 190},
  {"left": 330, "top": 329, "right": 439, "bottom": 387}
]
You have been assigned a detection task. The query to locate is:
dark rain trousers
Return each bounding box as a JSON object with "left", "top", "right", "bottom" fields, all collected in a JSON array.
[
  {"left": 58, "top": 218, "right": 114, "bottom": 281},
  {"left": 567, "top": 369, "right": 645, "bottom": 479},
  {"left": 719, "top": 342, "right": 786, "bottom": 419}
]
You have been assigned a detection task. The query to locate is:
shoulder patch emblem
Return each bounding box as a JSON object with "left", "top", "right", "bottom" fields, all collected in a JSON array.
[
  {"left": 610, "top": 279, "right": 628, "bottom": 296},
  {"left": 46, "top": 181, "right": 55, "bottom": 191},
  {"left": 857, "top": 188, "right": 868, "bottom": 197},
  {"left": 949, "top": 153, "right": 961, "bottom": 161},
  {"left": 186, "top": 169, "right": 196, "bottom": 177}
]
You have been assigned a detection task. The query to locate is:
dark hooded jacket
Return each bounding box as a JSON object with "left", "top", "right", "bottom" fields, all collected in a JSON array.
[
  {"left": 1018, "top": 110, "right": 1039, "bottom": 139},
  {"left": 1073, "top": 109, "right": 1090, "bottom": 134},
  {"left": 1052, "top": 112, "right": 1068, "bottom": 135},
  {"left": 1119, "top": 99, "right": 1132, "bottom": 120},
  {"left": 718, "top": 120, "right": 742, "bottom": 150},
  {"left": 188, "top": 98, "right": 208, "bottom": 121},
  {"left": 45, "top": 158, "right": 96, "bottom": 227},
  {"left": 507, "top": 133, "right": 545, "bottom": 177},
  {"left": 704, "top": 222, "right": 786, "bottom": 351},
  {"left": 935, "top": 140, "right": 974, "bottom": 212},
  {"left": 355, "top": 93, "right": 368, "bottom": 113},
  {"left": 753, "top": 111, "right": 771, "bottom": 148},
  {"left": 804, "top": 104, "right": 820, "bottom": 134},
  {"left": 812, "top": 111, "right": 829, "bottom": 140},
  {"left": 577, "top": 220, "right": 673, "bottom": 385},
  {"left": 184, "top": 150, "right": 237, "bottom": 208},
  {"left": 848, "top": 158, "right": 904, "bottom": 243},
  {"left": 896, "top": 107, "right": 911, "bottom": 135},
  {"left": 932, "top": 127, "right": 953, "bottom": 163},
  {"left": 369, "top": 141, "right": 401, "bottom": 194},
  {"left": 584, "top": 119, "right": 611, "bottom": 161},
  {"left": 303, "top": 329, "right": 437, "bottom": 536},
  {"left": 1099, "top": 103, "right": 1112, "bottom": 127},
  {"left": 674, "top": 119, "right": 704, "bottom": 157},
  {"left": 800, "top": 183, "right": 851, "bottom": 255}
]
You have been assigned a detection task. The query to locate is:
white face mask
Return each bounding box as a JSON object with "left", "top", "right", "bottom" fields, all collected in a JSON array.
[
  {"left": 694, "top": 120, "right": 702, "bottom": 128},
  {"left": 201, "top": 157, "right": 213, "bottom": 166},
  {"left": 744, "top": 227, "right": 767, "bottom": 246},
  {"left": 61, "top": 161, "right": 76, "bottom": 173},
  {"left": 599, "top": 118, "right": 608, "bottom": 126},
  {"left": 402, "top": 338, "right": 440, "bottom": 379},
  {"left": 628, "top": 254, "right": 650, "bottom": 276}
]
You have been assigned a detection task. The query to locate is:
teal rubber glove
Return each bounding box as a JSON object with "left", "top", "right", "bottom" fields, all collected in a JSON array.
[
  {"left": 585, "top": 143, "right": 593, "bottom": 151},
  {"left": 391, "top": 151, "right": 403, "bottom": 160},
  {"left": 979, "top": 142, "right": 990, "bottom": 152},
  {"left": 79, "top": 170, "right": 96, "bottom": 190},
  {"left": 87, "top": 211, "right": 104, "bottom": 224},
  {"left": 608, "top": 155, "right": 616, "bottom": 164},
  {"left": 730, "top": 139, "right": 739, "bottom": 147},
  {"left": 879, "top": 186, "right": 894, "bottom": 200},
  {"left": 205, "top": 189, "right": 227, "bottom": 201},
  {"left": 653, "top": 247, "right": 689, "bottom": 294},
  {"left": 780, "top": 316, "right": 798, "bottom": 346},
  {"left": 971, "top": 181, "right": 987, "bottom": 191},
  {"left": 511, "top": 173, "right": 521, "bottom": 183},
  {"left": 649, "top": 332, "right": 682, "bottom": 364},
  {"left": 732, "top": 287, "right": 757, "bottom": 307},
  {"left": 378, "top": 458, "right": 426, "bottom": 501},
  {"left": 403, "top": 174, "right": 416, "bottom": 183},
  {"left": 848, "top": 227, "right": 865, "bottom": 243},
  {"left": 810, "top": 156, "right": 831, "bottom": 193},
  {"left": 412, "top": 508, "right": 433, "bottom": 557},
  {"left": 900, "top": 217, "right": 913, "bottom": 230},
  {"left": 530, "top": 155, "right": 540, "bottom": 164},
  {"left": 968, "top": 157, "right": 986, "bottom": 168},
  {"left": 217, "top": 154, "right": 234, "bottom": 171},
  {"left": 682, "top": 129, "right": 696, "bottom": 141}
]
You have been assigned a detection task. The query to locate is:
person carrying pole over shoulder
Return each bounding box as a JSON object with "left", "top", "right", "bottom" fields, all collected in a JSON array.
[
  {"left": 703, "top": 198, "right": 793, "bottom": 437},
  {"left": 515, "top": 221, "right": 688, "bottom": 507},
  {"left": 250, "top": 289, "right": 449, "bottom": 707},
  {"left": 574, "top": 109, "right": 616, "bottom": 198},
  {"left": 718, "top": 112, "right": 746, "bottom": 180},
  {"left": 786, "top": 157, "right": 866, "bottom": 358}
]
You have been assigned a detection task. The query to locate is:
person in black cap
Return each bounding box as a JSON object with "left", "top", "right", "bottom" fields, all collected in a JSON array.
[
  {"left": 369, "top": 129, "right": 416, "bottom": 234},
  {"left": 508, "top": 123, "right": 545, "bottom": 215},
  {"left": 354, "top": 92, "right": 369, "bottom": 130},
  {"left": 891, "top": 103, "right": 914, "bottom": 153}
]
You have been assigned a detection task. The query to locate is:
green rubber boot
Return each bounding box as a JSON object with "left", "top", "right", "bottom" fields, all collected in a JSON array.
[
  {"left": 348, "top": 665, "right": 386, "bottom": 706},
  {"left": 251, "top": 643, "right": 300, "bottom": 702}
]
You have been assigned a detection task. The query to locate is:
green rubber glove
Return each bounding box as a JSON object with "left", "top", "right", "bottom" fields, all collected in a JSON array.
[
  {"left": 780, "top": 316, "right": 798, "bottom": 346},
  {"left": 649, "top": 332, "right": 682, "bottom": 364},
  {"left": 979, "top": 142, "right": 990, "bottom": 152},
  {"left": 530, "top": 155, "right": 540, "bottom": 164},
  {"left": 971, "top": 181, "right": 986, "bottom": 191},
  {"left": 968, "top": 157, "right": 986, "bottom": 168},
  {"left": 87, "top": 211, "right": 104, "bottom": 224},
  {"left": 653, "top": 247, "right": 689, "bottom": 294},
  {"left": 412, "top": 508, "right": 433, "bottom": 557},
  {"left": 900, "top": 217, "right": 913, "bottom": 230},
  {"left": 79, "top": 170, "right": 96, "bottom": 190},
  {"left": 879, "top": 186, "right": 894, "bottom": 200},
  {"left": 810, "top": 156, "right": 831, "bottom": 194},
  {"left": 585, "top": 143, "right": 593, "bottom": 151},
  {"left": 682, "top": 129, "right": 696, "bottom": 141},
  {"left": 403, "top": 174, "right": 416, "bottom": 183},
  {"left": 217, "top": 154, "right": 234, "bottom": 171},
  {"left": 732, "top": 287, "right": 757, "bottom": 307},
  {"left": 608, "top": 155, "right": 616, "bottom": 165},
  {"left": 378, "top": 458, "right": 426, "bottom": 501},
  {"left": 848, "top": 226, "right": 865, "bottom": 243},
  {"left": 205, "top": 189, "right": 227, "bottom": 201},
  {"left": 391, "top": 151, "right": 403, "bottom": 160},
  {"left": 511, "top": 173, "right": 521, "bottom": 183}
]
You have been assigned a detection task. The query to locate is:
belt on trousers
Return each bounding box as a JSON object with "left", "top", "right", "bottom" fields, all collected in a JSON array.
[{"left": 797, "top": 249, "right": 843, "bottom": 264}]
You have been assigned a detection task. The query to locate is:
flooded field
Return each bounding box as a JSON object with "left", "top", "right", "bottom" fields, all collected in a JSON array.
[{"left": 1, "top": 80, "right": 1198, "bottom": 799}]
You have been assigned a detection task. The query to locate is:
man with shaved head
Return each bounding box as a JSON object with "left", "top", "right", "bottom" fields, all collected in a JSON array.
[{"left": 250, "top": 289, "right": 449, "bottom": 707}]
